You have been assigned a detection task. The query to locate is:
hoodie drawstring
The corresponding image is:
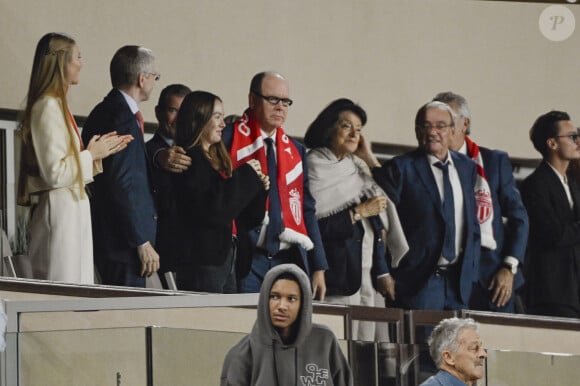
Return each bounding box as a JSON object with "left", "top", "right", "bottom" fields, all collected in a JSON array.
[{"left": 273, "top": 340, "right": 280, "bottom": 386}]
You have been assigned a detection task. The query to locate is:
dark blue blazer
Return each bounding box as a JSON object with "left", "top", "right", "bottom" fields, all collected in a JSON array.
[
  {"left": 478, "top": 147, "right": 528, "bottom": 290},
  {"left": 82, "top": 89, "right": 157, "bottom": 264},
  {"left": 373, "top": 149, "right": 481, "bottom": 305},
  {"left": 318, "top": 209, "right": 388, "bottom": 296},
  {"left": 222, "top": 124, "right": 328, "bottom": 277}
]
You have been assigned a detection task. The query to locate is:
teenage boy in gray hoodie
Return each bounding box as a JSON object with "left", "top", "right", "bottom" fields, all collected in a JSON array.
[{"left": 221, "top": 264, "right": 353, "bottom": 386}]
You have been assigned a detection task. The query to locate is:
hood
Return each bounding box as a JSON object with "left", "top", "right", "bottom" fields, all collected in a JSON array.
[{"left": 252, "top": 264, "right": 313, "bottom": 347}]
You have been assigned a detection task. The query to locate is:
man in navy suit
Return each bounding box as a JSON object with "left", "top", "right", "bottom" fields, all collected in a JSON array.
[
  {"left": 146, "top": 84, "right": 191, "bottom": 284},
  {"left": 222, "top": 71, "right": 328, "bottom": 299},
  {"left": 82, "top": 46, "right": 160, "bottom": 287},
  {"left": 521, "top": 111, "right": 580, "bottom": 318},
  {"left": 434, "top": 92, "right": 529, "bottom": 313},
  {"left": 373, "top": 101, "right": 480, "bottom": 310}
]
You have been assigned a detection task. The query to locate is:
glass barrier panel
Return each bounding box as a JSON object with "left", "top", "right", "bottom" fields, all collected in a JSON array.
[
  {"left": 10, "top": 327, "right": 147, "bottom": 386},
  {"left": 8, "top": 326, "right": 580, "bottom": 386},
  {"left": 486, "top": 349, "right": 580, "bottom": 386},
  {"left": 150, "top": 328, "right": 245, "bottom": 385},
  {"left": 148, "top": 327, "right": 349, "bottom": 386},
  {"left": 349, "top": 341, "right": 424, "bottom": 386}
]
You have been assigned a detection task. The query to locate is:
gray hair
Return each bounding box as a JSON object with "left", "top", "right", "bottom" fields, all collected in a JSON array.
[
  {"left": 428, "top": 317, "right": 479, "bottom": 367},
  {"left": 110, "top": 45, "right": 155, "bottom": 88},
  {"left": 433, "top": 91, "right": 472, "bottom": 135},
  {"left": 415, "top": 100, "right": 456, "bottom": 130}
]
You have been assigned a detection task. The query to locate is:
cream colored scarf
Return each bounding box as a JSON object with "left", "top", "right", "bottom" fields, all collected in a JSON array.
[{"left": 307, "top": 148, "right": 409, "bottom": 267}]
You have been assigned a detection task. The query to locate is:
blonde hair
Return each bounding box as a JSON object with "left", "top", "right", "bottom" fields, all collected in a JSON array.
[{"left": 19, "top": 33, "right": 84, "bottom": 204}]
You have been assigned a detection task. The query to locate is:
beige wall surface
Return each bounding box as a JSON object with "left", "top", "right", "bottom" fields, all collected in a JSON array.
[
  {"left": 479, "top": 323, "right": 580, "bottom": 355},
  {"left": 2, "top": 0, "right": 580, "bottom": 158}
]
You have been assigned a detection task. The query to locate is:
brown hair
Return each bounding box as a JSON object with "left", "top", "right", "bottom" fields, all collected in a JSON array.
[{"left": 174, "top": 91, "right": 232, "bottom": 176}]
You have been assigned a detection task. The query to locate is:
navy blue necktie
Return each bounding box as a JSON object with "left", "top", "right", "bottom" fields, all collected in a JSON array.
[
  {"left": 265, "top": 138, "right": 282, "bottom": 255},
  {"left": 435, "top": 161, "right": 456, "bottom": 262}
]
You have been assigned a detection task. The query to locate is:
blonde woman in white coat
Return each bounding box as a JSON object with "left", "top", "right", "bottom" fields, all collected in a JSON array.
[{"left": 18, "top": 33, "right": 132, "bottom": 284}]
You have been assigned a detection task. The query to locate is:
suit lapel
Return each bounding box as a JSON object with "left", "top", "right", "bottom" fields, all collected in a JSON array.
[
  {"left": 568, "top": 175, "right": 580, "bottom": 220},
  {"left": 539, "top": 161, "right": 576, "bottom": 218},
  {"left": 412, "top": 154, "right": 443, "bottom": 213},
  {"left": 452, "top": 152, "right": 474, "bottom": 216}
]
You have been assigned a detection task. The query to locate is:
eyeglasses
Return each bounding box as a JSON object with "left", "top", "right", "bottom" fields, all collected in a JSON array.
[
  {"left": 554, "top": 133, "right": 580, "bottom": 142},
  {"left": 145, "top": 72, "right": 161, "bottom": 81},
  {"left": 419, "top": 122, "right": 453, "bottom": 131},
  {"left": 253, "top": 91, "right": 293, "bottom": 107}
]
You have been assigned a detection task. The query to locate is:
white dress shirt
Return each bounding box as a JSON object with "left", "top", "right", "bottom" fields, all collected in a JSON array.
[{"left": 427, "top": 153, "right": 465, "bottom": 265}]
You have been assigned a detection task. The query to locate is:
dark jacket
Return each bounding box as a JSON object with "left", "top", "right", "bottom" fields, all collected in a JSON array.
[
  {"left": 145, "top": 133, "right": 179, "bottom": 272},
  {"left": 372, "top": 149, "right": 481, "bottom": 305},
  {"left": 222, "top": 124, "right": 328, "bottom": 278},
  {"left": 82, "top": 89, "right": 157, "bottom": 265},
  {"left": 477, "top": 148, "right": 528, "bottom": 290},
  {"left": 172, "top": 146, "right": 266, "bottom": 268},
  {"left": 520, "top": 160, "right": 580, "bottom": 316},
  {"left": 318, "top": 208, "right": 388, "bottom": 296}
]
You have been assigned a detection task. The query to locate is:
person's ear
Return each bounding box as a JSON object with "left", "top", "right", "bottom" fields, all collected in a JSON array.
[
  {"left": 137, "top": 72, "right": 146, "bottom": 89},
  {"left": 547, "top": 137, "right": 558, "bottom": 151},
  {"left": 442, "top": 350, "right": 455, "bottom": 366},
  {"left": 463, "top": 118, "right": 471, "bottom": 134}
]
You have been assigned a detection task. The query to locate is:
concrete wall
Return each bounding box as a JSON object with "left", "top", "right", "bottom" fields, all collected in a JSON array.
[{"left": 2, "top": 0, "right": 580, "bottom": 158}]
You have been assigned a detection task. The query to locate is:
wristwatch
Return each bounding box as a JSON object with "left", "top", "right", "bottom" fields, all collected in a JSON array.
[
  {"left": 502, "top": 261, "right": 517, "bottom": 275},
  {"left": 352, "top": 210, "right": 362, "bottom": 222}
]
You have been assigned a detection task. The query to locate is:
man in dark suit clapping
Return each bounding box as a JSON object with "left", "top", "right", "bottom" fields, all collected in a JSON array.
[{"left": 82, "top": 46, "right": 160, "bottom": 287}]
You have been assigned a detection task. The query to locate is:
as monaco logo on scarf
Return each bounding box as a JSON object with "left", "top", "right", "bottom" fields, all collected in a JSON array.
[
  {"left": 475, "top": 188, "right": 492, "bottom": 223},
  {"left": 229, "top": 109, "right": 314, "bottom": 251},
  {"left": 289, "top": 188, "right": 302, "bottom": 225},
  {"left": 466, "top": 136, "right": 497, "bottom": 250}
]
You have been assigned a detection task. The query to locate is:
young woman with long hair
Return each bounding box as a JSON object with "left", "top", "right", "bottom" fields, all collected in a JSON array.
[
  {"left": 173, "top": 91, "right": 269, "bottom": 293},
  {"left": 18, "top": 33, "right": 131, "bottom": 284}
]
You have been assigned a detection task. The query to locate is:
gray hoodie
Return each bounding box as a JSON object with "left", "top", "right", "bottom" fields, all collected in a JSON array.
[{"left": 220, "top": 264, "right": 353, "bottom": 386}]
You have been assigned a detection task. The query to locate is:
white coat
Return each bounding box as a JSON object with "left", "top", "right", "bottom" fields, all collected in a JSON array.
[{"left": 25, "top": 95, "right": 101, "bottom": 284}]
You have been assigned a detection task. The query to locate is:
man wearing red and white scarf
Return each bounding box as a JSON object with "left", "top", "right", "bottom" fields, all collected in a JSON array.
[
  {"left": 434, "top": 92, "right": 528, "bottom": 312},
  {"left": 223, "top": 72, "right": 328, "bottom": 299}
]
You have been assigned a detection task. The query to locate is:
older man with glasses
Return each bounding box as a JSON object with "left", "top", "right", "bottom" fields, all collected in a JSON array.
[
  {"left": 369, "top": 101, "right": 480, "bottom": 312},
  {"left": 82, "top": 45, "right": 160, "bottom": 287},
  {"left": 433, "top": 92, "right": 529, "bottom": 314},
  {"left": 221, "top": 71, "right": 328, "bottom": 299},
  {"left": 521, "top": 110, "right": 580, "bottom": 318}
]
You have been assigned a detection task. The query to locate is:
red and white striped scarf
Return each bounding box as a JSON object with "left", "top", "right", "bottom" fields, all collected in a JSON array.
[
  {"left": 230, "top": 110, "right": 313, "bottom": 250},
  {"left": 465, "top": 136, "right": 497, "bottom": 250}
]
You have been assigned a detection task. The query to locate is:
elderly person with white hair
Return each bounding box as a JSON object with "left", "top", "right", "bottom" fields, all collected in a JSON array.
[{"left": 421, "top": 317, "right": 487, "bottom": 386}]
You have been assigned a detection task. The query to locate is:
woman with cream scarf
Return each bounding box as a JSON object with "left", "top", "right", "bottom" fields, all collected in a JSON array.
[{"left": 305, "top": 98, "right": 408, "bottom": 341}]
